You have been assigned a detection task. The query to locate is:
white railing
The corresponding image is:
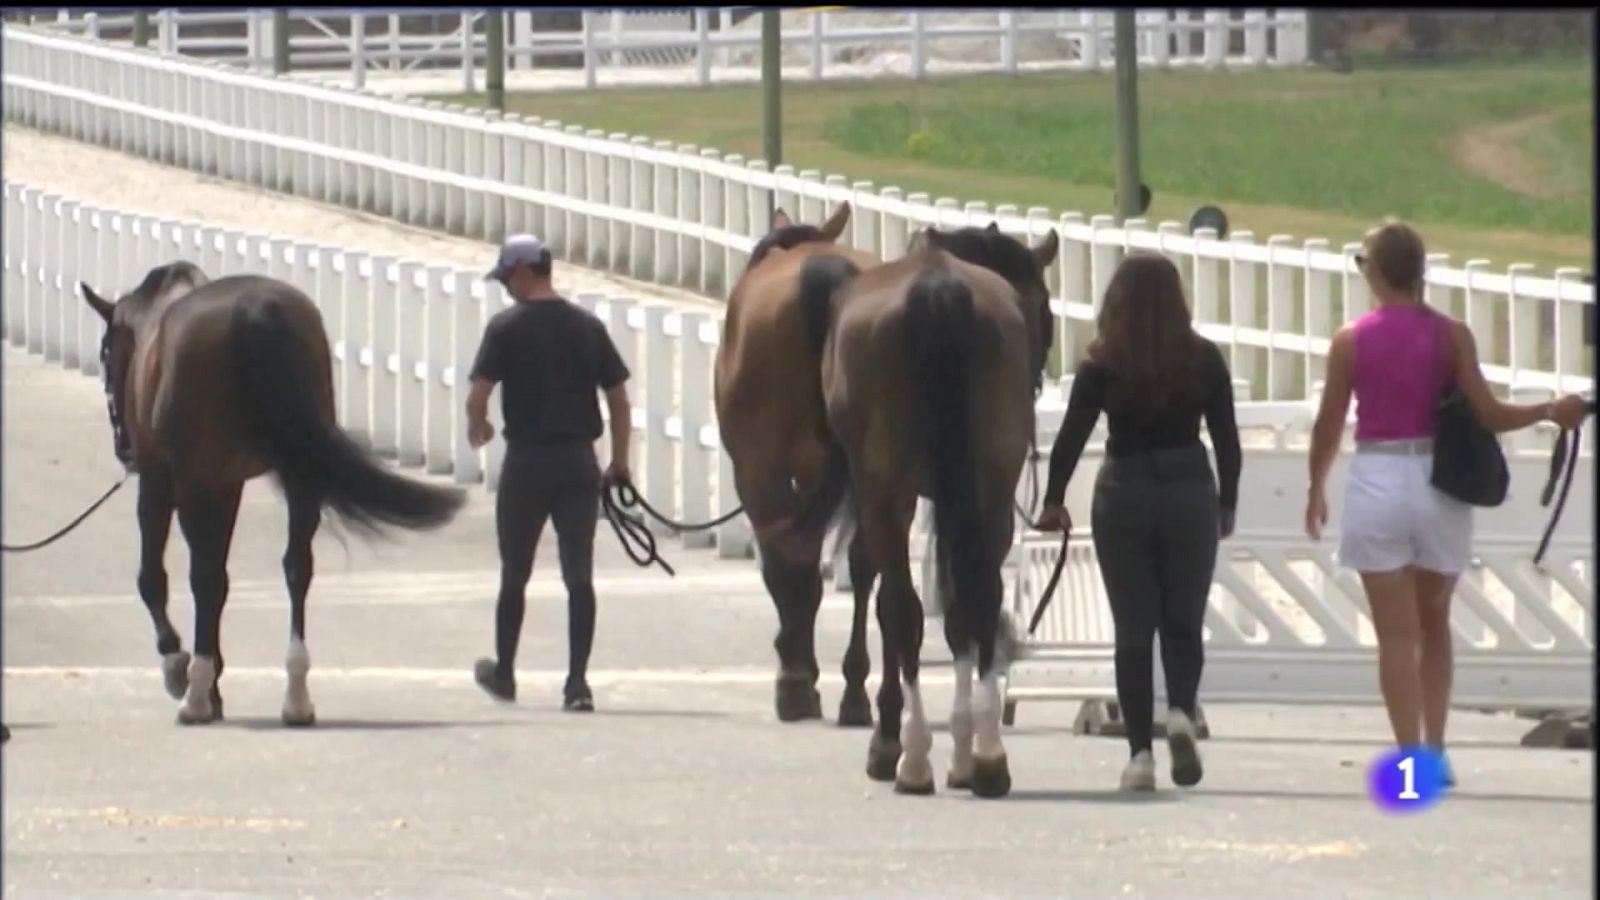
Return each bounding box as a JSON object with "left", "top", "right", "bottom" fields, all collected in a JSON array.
[
  {"left": 7, "top": 176, "right": 1591, "bottom": 728},
  {"left": 35, "top": 9, "right": 1310, "bottom": 92},
  {"left": 5, "top": 23, "right": 1590, "bottom": 408}
]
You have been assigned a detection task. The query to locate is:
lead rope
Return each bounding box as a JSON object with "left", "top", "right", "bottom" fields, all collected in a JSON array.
[
  {"left": 600, "top": 476, "right": 745, "bottom": 576},
  {"left": 2, "top": 474, "right": 131, "bottom": 553},
  {"left": 1008, "top": 438, "right": 1071, "bottom": 638}
]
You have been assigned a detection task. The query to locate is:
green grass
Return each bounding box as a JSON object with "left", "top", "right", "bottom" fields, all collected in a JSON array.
[{"left": 436, "top": 60, "right": 1594, "bottom": 275}]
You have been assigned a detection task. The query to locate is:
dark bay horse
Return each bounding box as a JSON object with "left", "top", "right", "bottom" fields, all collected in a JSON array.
[
  {"left": 82, "top": 262, "right": 465, "bottom": 726},
  {"left": 715, "top": 202, "right": 886, "bottom": 725},
  {"left": 796, "top": 223, "right": 1058, "bottom": 797}
]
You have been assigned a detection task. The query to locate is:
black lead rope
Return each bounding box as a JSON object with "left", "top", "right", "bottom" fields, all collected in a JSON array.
[
  {"left": 600, "top": 477, "right": 746, "bottom": 577},
  {"left": 1009, "top": 439, "right": 1071, "bottom": 638},
  {"left": 1, "top": 474, "right": 131, "bottom": 553}
]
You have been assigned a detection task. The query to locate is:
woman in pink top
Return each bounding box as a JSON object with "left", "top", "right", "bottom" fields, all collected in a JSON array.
[{"left": 1306, "top": 220, "right": 1589, "bottom": 780}]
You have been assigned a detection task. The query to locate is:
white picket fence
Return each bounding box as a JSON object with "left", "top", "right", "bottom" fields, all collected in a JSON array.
[
  {"left": 34, "top": 9, "right": 1310, "bottom": 92},
  {"left": 4, "top": 23, "right": 1591, "bottom": 409}
]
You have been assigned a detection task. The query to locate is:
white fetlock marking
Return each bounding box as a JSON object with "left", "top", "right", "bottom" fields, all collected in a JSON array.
[
  {"left": 973, "top": 670, "right": 1006, "bottom": 762},
  {"left": 897, "top": 680, "right": 934, "bottom": 785},
  {"left": 949, "top": 656, "right": 975, "bottom": 780},
  {"left": 181, "top": 656, "right": 216, "bottom": 719},
  {"left": 283, "top": 638, "right": 314, "bottom": 720}
]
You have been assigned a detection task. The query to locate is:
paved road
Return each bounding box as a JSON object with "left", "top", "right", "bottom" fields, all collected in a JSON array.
[{"left": 2, "top": 345, "right": 1593, "bottom": 899}]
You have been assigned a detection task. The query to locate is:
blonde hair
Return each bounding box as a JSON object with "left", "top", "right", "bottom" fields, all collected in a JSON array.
[{"left": 1362, "top": 219, "right": 1426, "bottom": 295}]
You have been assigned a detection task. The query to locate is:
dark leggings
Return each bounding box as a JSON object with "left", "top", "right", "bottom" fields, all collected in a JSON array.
[
  {"left": 1090, "top": 444, "right": 1220, "bottom": 757},
  {"left": 494, "top": 440, "right": 601, "bottom": 695}
]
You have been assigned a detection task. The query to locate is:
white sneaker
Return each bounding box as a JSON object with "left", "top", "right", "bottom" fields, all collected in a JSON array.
[
  {"left": 1167, "top": 708, "right": 1203, "bottom": 787},
  {"left": 1120, "top": 750, "right": 1156, "bottom": 791}
]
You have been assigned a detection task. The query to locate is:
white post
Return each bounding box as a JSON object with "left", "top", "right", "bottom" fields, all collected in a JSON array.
[
  {"left": 810, "top": 10, "right": 825, "bottom": 81},
  {"left": 1228, "top": 231, "right": 1260, "bottom": 396},
  {"left": 460, "top": 11, "right": 476, "bottom": 95},
  {"left": 583, "top": 11, "right": 599, "bottom": 89},
  {"left": 1000, "top": 10, "right": 1018, "bottom": 74},
  {"left": 350, "top": 12, "right": 366, "bottom": 90},
  {"left": 1079, "top": 10, "right": 1101, "bottom": 72},
  {"left": 641, "top": 305, "right": 675, "bottom": 533},
  {"left": 679, "top": 311, "right": 715, "bottom": 549},
  {"left": 1302, "top": 238, "right": 1332, "bottom": 394},
  {"left": 696, "top": 9, "right": 712, "bottom": 86},
  {"left": 424, "top": 266, "right": 455, "bottom": 476},
  {"left": 341, "top": 251, "right": 373, "bottom": 448},
  {"left": 1266, "top": 234, "right": 1297, "bottom": 400},
  {"left": 699, "top": 148, "right": 725, "bottom": 297},
  {"left": 1244, "top": 9, "right": 1267, "bottom": 67},
  {"left": 395, "top": 261, "right": 426, "bottom": 467},
  {"left": 652, "top": 140, "right": 678, "bottom": 286},
  {"left": 452, "top": 273, "right": 485, "bottom": 484},
  {"left": 1204, "top": 9, "right": 1229, "bottom": 70},
  {"left": 1507, "top": 263, "right": 1538, "bottom": 387},
  {"left": 1554, "top": 268, "right": 1586, "bottom": 388}
]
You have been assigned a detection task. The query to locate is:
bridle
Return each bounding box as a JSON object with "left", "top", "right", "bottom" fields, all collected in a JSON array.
[{"left": 99, "top": 331, "right": 132, "bottom": 466}]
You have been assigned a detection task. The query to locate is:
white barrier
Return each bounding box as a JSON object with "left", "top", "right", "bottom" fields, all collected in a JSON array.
[
  {"left": 3, "top": 22, "right": 1592, "bottom": 407},
  {"left": 35, "top": 9, "right": 1309, "bottom": 90}
]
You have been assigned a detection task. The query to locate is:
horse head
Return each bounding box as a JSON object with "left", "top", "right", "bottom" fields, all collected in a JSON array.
[
  {"left": 921, "top": 222, "right": 1060, "bottom": 394},
  {"left": 745, "top": 202, "right": 852, "bottom": 272},
  {"left": 80, "top": 261, "right": 210, "bottom": 468}
]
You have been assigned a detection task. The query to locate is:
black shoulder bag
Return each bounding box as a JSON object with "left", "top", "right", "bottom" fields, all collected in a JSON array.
[{"left": 1429, "top": 308, "right": 1509, "bottom": 508}]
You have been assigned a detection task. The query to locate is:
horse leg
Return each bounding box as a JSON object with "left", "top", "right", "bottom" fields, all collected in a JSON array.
[
  {"left": 837, "top": 522, "right": 876, "bottom": 728},
  {"left": 135, "top": 467, "right": 188, "bottom": 699},
  {"left": 760, "top": 547, "right": 824, "bottom": 722},
  {"left": 857, "top": 492, "right": 931, "bottom": 794},
  {"left": 174, "top": 482, "right": 243, "bottom": 726},
  {"left": 968, "top": 520, "right": 1014, "bottom": 799},
  {"left": 942, "top": 552, "right": 978, "bottom": 791},
  {"left": 281, "top": 486, "right": 320, "bottom": 727}
]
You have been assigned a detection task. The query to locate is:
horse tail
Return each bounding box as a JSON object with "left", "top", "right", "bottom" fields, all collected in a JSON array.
[
  {"left": 798, "top": 253, "right": 858, "bottom": 356},
  {"left": 231, "top": 298, "right": 465, "bottom": 535},
  {"left": 903, "top": 266, "right": 992, "bottom": 665}
]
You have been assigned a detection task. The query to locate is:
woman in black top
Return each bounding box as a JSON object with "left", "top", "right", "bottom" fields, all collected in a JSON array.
[{"left": 1036, "top": 252, "right": 1242, "bottom": 792}]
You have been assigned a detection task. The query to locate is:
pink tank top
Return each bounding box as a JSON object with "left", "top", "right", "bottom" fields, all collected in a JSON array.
[{"left": 1350, "top": 304, "right": 1450, "bottom": 442}]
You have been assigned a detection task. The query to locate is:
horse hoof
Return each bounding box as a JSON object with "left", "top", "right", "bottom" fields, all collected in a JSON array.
[
  {"left": 947, "top": 767, "right": 974, "bottom": 791},
  {"left": 970, "top": 755, "right": 1012, "bottom": 799},
  {"left": 282, "top": 708, "right": 317, "bottom": 728},
  {"left": 176, "top": 706, "right": 217, "bottom": 727},
  {"left": 866, "top": 735, "right": 903, "bottom": 783},
  {"left": 775, "top": 678, "right": 822, "bottom": 723},
  {"left": 894, "top": 774, "right": 936, "bottom": 796},
  {"left": 162, "top": 651, "right": 191, "bottom": 700},
  {"left": 837, "top": 689, "right": 873, "bottom": 728}
]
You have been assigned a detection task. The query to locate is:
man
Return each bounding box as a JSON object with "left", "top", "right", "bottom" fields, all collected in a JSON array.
[{"left": 467, "top": 234, "right": 632, "bottom": 713}]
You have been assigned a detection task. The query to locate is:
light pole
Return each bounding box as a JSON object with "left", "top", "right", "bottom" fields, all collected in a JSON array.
[
  {"left": 1113, "top": 11, "right": 1142, "bottom": 225},
  {"left": 761, "top": 10, "right": 782, "bottom": 221}
]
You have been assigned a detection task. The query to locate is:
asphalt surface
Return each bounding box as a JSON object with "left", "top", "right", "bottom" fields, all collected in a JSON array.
[{"left": 2, "top": 345, "right": 1594, "bottom": 899}]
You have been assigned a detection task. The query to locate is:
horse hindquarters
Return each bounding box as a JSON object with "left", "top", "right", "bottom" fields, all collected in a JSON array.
[{"left": 228, "top": 300, "right": 464, "bottom": 535}]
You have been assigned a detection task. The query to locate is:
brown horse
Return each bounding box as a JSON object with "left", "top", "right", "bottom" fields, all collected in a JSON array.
[
  {"left": 714, "top": 202, "right": 885, "bottom": 725},
  {"left": 81, "top": 262, "right": 465, "bottom": 726},
  {"left": 794, "top": 223, "right": 1058, "bottom": 798}
]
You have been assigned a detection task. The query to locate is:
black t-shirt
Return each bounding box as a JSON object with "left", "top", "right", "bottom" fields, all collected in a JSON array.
[
  {"left": 469, "top": 298, "right": 631, "bottom": 446},
  {"left": 1043, "top": 338, "right": 1242, "bottom": 511}
]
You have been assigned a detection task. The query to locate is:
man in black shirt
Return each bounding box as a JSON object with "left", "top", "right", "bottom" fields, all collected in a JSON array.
[{"left": 466, "top": 234, "right": 632, "bottom": 712}]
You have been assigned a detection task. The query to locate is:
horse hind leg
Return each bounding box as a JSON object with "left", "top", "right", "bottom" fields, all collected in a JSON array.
[
  {"left": 968, "top": 566, "right": 1013, "bottom": 799},
  {"left": 837, "top": 523, "right": 876, "bottom": 729},
  {"left": 174, "top": 482, "right": 244, "bottom": 726},
  {"left": 944, "top": 581, "right": 978, "bottom": 791},
  {"left": 857, "top": 496, "right": 932, "bottom": 795},
  {"left": 136, "top": 469, "right": 190, "bottom": 699},
  {"left": 280, "top": 486, "right": 321, "bottom": 727}
]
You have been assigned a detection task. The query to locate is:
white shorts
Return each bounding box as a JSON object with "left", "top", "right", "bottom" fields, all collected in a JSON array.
[{"left": 1337, "top": 445, "right": 1474, "bottom": 576}]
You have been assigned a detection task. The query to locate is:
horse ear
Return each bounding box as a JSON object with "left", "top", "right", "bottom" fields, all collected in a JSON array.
[
  {"left": 819, "top": 202, "right": 851, "bottom": 242},
  {"left": 81, "top": 282, "right": 115, "bottom": 323},
  {"left": 771, "top": 208, "right": 793, "bottom": 231},
  {"left": 920, "top": 227, "right": 949, "bottom": 251},
  {"left": 1032, "top": 229, "right": 1060, "bottom": 269},
  {"left": 986, "top": 221, "right": 1001, "bottom": 234}
]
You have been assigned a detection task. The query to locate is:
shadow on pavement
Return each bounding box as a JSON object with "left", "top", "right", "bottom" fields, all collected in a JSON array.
[
  {"left": 218, "top": 717, "right": 525, "bottom": 732},
  {"left": 1201, "top": 787, "right": 1587, "bottom": 806}
]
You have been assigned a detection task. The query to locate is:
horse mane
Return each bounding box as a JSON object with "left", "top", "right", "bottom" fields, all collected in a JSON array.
[
  {"left": 745, "top": 225, "right": 830, "bottom": 272},
  {"left": 127, "top": 260, "right": 210, "bottom": 307},
  {"left": 923, "top": 226, "right": 1038, "bottom": 288}
]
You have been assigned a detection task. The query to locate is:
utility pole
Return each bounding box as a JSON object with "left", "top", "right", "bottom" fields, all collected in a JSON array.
[
  {"left": 486, "top": 9, "right": 505, "bottom": 112},
  {"left": 761, "top": 10, "right": 782, "bottom": 221},
  {"left": 1113, "top": 11, "right": 1142, "bottom": 225}
]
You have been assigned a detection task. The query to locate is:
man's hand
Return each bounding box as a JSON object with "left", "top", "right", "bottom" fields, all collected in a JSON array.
[
  {"left": 1035, "top": 503, "right": 1071, "bottom": 533},
  {"left": 603, "top": 460, "right": 632, "bottom": 488},
  {"left": 468, "top": 419, "right": 495, "bottom": 450}
]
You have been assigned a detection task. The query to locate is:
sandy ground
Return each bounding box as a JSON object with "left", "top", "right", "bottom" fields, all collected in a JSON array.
[{"left": 1, "top": 126, "right": 722, "bottom": 313}]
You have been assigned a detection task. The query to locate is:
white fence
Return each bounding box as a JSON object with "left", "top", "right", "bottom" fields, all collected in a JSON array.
[
  {"left": 6, "top": 178, "right": 1592, "bottom": 731},
  {"left": 4, "top": 23, "right": 1591, "bottom": 409},
  {"left": 33, "top": 9, "right": 1310, "bottom": 92}
]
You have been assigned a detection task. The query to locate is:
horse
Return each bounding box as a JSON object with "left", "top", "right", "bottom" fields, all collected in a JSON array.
[
  {"left": 794, "top": 222, "right": 1059, "bottom": 798},
  {"left": 81, "top": 262, "right": 466, "bottom": 726},
  {"left": 714, "top": 202, "right": 886, "bottom": 725}
]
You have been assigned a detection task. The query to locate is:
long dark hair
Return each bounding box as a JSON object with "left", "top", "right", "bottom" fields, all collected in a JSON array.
[{"left": 1086, "top": 252, "right": 1204, "bottom": 418}]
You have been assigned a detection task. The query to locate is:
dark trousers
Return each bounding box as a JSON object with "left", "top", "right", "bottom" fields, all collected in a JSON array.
[
  {"left": 1090, "top": 444, "right": 1220, "bottom": 756},
  {"left": 494, "top": 439, "right": 601, "bottom": 696}
]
